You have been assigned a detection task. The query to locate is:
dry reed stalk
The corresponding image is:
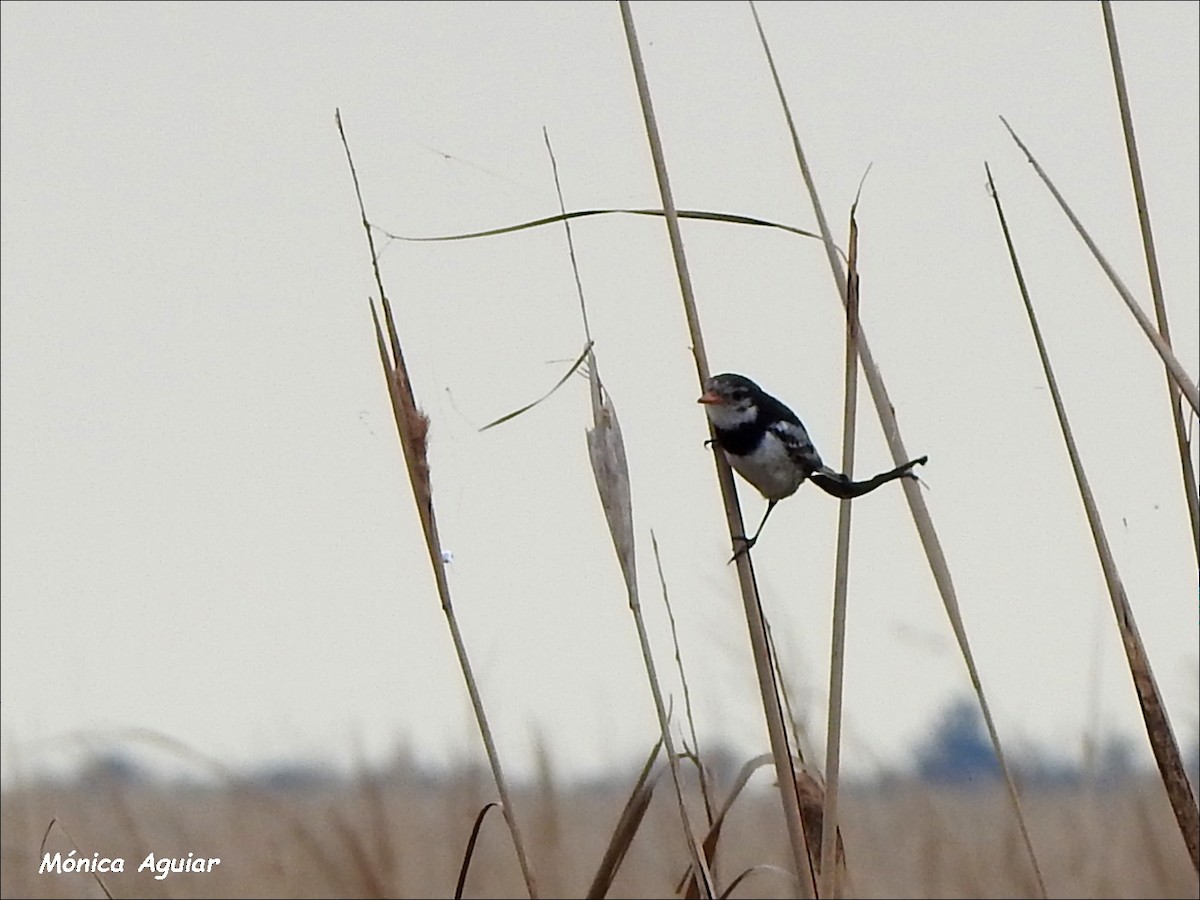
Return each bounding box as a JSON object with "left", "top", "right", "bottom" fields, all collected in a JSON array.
[
  {"left": 336, "top": 110, "right": 540, "bottom": 900},
  {"left": 544, "top": 129, "right": 715, "bottom": 900},
  {"left": 1099, "top": 0, "right": 1200, "bottom": 566},
  {"left": 818, "top": 201, "right": 863, "bottom": 899},
  {"left": 745, "top": 5, "right": 1047, "bottom": 895},
  {"left": 999, "top": 117, "right": 1199, "bottom": 416},
  {"left": 986, "top": 163, "right": 1200, "bottom": 874},
  {"left": 619, "top": 3, "right": 817, "bottom": 895}
]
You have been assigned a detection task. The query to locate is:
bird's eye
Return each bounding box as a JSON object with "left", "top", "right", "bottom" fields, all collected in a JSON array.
[{"left": 732, "top": 389, "right": 748, "bottom": 401}]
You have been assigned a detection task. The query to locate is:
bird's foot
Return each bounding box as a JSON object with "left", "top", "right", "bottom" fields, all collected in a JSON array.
[
  {"left": 728, "top": 534, "right": 757, "bottom": 564},
  {"left": 901, "top": 455, "right": 929, "bottom": 486}
]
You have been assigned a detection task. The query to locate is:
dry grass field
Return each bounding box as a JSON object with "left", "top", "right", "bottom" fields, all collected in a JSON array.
[{"left": 2, "top": 769, "right": 1196, "bottom": 899}]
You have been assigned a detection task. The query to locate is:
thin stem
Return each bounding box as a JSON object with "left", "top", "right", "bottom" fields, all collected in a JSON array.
[{"left": 819, "top": 204, "right": 862, "bottom": 898}]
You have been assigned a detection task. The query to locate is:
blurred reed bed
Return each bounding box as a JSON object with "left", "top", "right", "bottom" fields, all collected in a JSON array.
[{"left": 2, "top": 772, "right": 1196, "bottom": 899}]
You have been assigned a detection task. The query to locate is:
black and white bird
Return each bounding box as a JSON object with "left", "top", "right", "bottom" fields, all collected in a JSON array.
[{"left": 698, "top": 372, "right": 927, "bottom": 557}]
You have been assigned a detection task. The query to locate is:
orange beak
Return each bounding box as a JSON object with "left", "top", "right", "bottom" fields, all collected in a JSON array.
[{"left": 697, "top": 390, "right": 720, "bottom": 405}]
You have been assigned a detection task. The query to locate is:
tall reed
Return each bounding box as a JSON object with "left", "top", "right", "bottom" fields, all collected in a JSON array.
[{"left": 620, "top": 2, "right": 818, "bottom": 895}]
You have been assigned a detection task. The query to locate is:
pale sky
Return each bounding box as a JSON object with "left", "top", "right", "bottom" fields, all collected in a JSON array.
[{"left": 2, "top": 0, "right": 1197, "bottom": 785}]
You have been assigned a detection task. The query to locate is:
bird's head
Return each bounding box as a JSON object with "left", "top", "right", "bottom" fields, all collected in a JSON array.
[{"left": 698, "top": 373, "right": 761, "bottom": 429}]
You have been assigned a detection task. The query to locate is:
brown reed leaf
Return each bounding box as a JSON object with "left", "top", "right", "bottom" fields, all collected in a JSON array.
[{"left": 586, "top": 741, "right": 664, "bottom": 900}]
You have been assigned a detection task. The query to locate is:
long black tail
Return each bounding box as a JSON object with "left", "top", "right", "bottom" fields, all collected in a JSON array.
[{"left": 810, "top": 455, "right": 927, "bottom": 499}]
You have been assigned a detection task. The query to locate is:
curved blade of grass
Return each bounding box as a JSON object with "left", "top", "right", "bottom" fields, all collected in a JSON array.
[
  {"left": 620, "top": 3, "right": 816, "bottom": 894},
  {"left": 988, "top": 163, "right": 1200, "bottom": 873},
  {"left": 1100, "top": 0, "right": 1199, "bottom": 565},
  {"left": 719, "top": 865, "right": 796, "bottom": 899},
  {"left": 478, "top": 340, "right": 594, "bottom": 432},
  {"left": 746, "top": 6, "right": 1048, "bottom": 895},
  {"left": 375, "top": 208, "right": 827, "bottom": 246},
  {"left": 454, "top": 802, "right": 501, "bottom": 900},
  {"left": 999, "top": 116, "right": 1199, "bottom": 416}
]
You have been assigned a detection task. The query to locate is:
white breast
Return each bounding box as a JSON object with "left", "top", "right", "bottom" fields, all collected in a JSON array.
[{"left": 727, "top": 432, "right": 808, "bottom": 500}]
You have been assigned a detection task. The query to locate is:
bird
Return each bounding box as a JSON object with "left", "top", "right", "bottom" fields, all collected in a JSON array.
[{"left": 698, "top": 372, "right": 927, "bottom": 558}]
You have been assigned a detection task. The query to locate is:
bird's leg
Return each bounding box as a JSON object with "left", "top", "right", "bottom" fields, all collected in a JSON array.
[{"left": 730, "top": 499, "right": 778, "bottom": 563}]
